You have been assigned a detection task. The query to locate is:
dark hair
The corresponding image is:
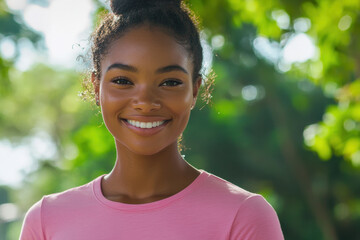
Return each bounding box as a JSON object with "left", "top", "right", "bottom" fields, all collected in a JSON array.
[
  {"left": 81, "top": 0, "right": 214, "bottom": 105},
  {"left": 93, "top": 0, "right": 202, "bottom": 79},
  {"left": 80, "top": 0, "right": 214, "bottom": 152}
]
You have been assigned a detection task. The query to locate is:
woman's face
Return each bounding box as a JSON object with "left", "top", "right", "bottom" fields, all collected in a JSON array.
[{"left": 94, "top": 25, "right": 201, "bottom": 156}]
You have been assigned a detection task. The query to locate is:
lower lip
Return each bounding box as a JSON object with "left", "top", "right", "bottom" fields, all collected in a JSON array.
[{"left": 121, "top": 119, "right": 170, "bottom": 136}]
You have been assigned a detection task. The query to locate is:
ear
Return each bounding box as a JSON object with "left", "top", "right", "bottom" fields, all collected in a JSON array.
[
  {"left": 191, "top": 76, "right": 202, "bottom": 109},
  {"left": 91, "top": 72, "right": 100, "bottom": 104}
]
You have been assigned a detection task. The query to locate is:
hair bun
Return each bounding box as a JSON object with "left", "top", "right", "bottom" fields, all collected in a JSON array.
[{"left": 110, "top": 0, "right": 181, "bottom": 15}]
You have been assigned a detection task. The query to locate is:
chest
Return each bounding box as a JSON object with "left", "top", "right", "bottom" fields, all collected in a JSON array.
[{"left": 45, "top": 205, "right": 235, "bottom": 240}]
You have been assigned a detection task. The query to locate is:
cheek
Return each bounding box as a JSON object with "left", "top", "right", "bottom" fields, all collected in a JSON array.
[
  {"left": 166, "top": 89, "right": 193, "bottom": 123},
  {"left": 100, "top": 84, "right": 127, "bottom": 109},
  {"left": 164, "top": 86, "right": 193, "bottom": 107},
  {"left": 99, "top": 84, "right": 126, "bottom": 126},
  {"left": 99, "top": 82, "right": 194, "bottom": 117},
  {"left": 100, "top": 84, "right": 116, "bottom": 103}
]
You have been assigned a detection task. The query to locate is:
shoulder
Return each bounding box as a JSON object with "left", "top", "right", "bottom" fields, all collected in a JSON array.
[
  {"left": 229, "top": 194, "right": 284, "bottom": 239},
  {"left": 20, "top": 176, "right": 101, "bottom": 239},
  {"left": 200, "top": 171, "right": 283, "bottom": 239},
  {"left": 20, "top": 197, "right": 45, "bottom": 240},
  {"left": 41, "top": 178, "right": 96, "bottom": 207},
  {"left": 201, "top": 171, "right": 258, "bottom": 204},
  {"left": 23, "top": 177, "right": 96, "bottom": 212}
]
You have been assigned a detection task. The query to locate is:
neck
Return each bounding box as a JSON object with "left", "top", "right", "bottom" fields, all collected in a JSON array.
[{"left": 103, "top": 140, "right": 198, "bottom": 200}]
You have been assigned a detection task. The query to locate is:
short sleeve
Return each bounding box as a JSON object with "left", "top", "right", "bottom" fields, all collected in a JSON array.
[
  {"left": 19, "top": 198, "right": 45, "bottom": 240},
  {"left": 229, "top": 195, "right": 284, "bottom": 240}
]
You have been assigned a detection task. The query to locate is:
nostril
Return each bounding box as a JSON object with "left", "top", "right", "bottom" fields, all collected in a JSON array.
[{"left": 132, "top": 101, "right": 161, "bottom": 111}]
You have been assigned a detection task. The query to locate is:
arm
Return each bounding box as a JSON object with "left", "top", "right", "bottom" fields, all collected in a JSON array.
[
  {"left": 19, "top": 198, "right": 46, "bottom": 240},
  {"left": 229, "top": 195, "right": 284, "bottom": 240}
]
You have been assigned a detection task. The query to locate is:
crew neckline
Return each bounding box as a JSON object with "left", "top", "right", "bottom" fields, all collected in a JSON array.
[{"left": 92, "top": 169, "right": 209, "bottom": 211}]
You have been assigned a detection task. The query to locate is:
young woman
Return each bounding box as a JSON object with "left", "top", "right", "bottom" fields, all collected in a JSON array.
[{"left": 20, "top": 0, "right": 284, "bottom": 239}]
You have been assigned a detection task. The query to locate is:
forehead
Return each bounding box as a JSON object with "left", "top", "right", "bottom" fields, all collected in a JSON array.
[{"left": 101, "top": 25, "right": 193, "bottom": 74}]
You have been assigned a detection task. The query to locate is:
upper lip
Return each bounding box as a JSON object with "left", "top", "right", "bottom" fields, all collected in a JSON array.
[{"left": 120, "top": 116, "right": 171, "bottom": 122}]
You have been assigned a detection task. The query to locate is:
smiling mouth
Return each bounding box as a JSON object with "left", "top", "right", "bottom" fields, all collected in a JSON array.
[{"left": 123, "top": 119, "right": 170, "bottom": 129}]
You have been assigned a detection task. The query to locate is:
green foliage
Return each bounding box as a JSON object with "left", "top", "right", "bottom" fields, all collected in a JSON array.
[
  {"left": 306, "top": 97, "right": 360, "bottom": 166},
  {"left": 190, "top": 0, "right": 360, "bottom": 239},
  {"left": 0, "top": 65, "right": 89, "bottom": 139},
  {"left": 1, "top": 0, "right": 360, "bottom": 240}
]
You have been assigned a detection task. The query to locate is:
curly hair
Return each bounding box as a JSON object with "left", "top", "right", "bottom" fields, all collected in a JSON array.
[{"left": 81, "top": 0, "right": 214, "bottom": 105}]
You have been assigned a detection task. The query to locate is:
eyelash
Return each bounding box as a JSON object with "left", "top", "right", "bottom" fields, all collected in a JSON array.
[
  {"left": 160, "top": 79, "right": 183, "bottom": 87},
  {"left": 111, "top": 77, "right": 132, "bottom": 85},
  {"left": 111, "top": 77, "right": 183, "bottom": 87}
]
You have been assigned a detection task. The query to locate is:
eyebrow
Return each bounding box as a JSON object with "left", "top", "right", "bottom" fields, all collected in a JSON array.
[
  {"left": 106, "top": 63, "right": 137, "bottom": 73},
  {"left": 106, "top": 63, "right": 188, "bottom": 75},
  {"left": 156, "top": 65, "right": 189, "bottom": 75}
]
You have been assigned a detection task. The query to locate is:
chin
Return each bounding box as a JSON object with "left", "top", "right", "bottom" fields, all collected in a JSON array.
[{"left": 117, "top": 140, "right": 179, "bottom": 157}]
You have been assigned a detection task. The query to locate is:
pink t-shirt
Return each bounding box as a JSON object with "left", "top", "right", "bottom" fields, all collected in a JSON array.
[{"left": 20, "top": 169, "right": 284, "bottom": 239}]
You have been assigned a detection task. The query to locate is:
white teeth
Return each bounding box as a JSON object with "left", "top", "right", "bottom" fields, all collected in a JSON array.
[{"left": 127, "top": 120, "right": 166, "bottom": 129}]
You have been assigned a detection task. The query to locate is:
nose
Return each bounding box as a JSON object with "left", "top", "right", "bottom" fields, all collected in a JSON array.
[{"left": 131, "top": 85, "right": 161, "bottom": 112}]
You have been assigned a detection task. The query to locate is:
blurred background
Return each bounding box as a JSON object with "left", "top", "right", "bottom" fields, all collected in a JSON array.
[{"left": 0, "top": 0, "right": 359, "bottom": 239}]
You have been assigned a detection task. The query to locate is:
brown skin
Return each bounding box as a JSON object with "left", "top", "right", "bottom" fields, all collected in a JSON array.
[{"left": 91, "top": 25, "right": 202, "bottom": 204}]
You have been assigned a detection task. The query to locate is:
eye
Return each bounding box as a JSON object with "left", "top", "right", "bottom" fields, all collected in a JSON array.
[
  {"left": 111, "top": 77, "right": 133, "bottom": 85},
  {"left": 160, "top": 79, "right": 183, "bottom": 87}
]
